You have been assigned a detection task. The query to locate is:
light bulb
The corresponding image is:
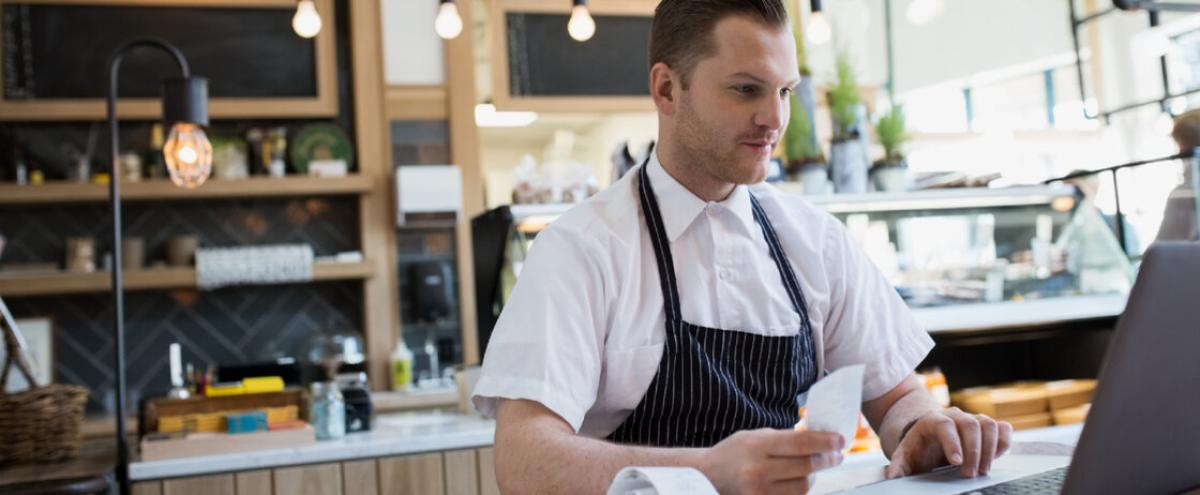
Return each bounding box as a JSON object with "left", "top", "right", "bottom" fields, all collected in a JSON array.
[
  {"left": 435, "top": 0, "right": 463, "bottom": 40},
  {"left": 163, "top": 123, "right": 213, "bottom": 189},
  {"left": 568, "top": 4, "right": 596, "bottom": 42},
  {"left": 906, "top": 0, "right": 944, "bottom": 26},
  {"left": 806, "top": 12, "right": 832, "bottom": 45},
  {"left": 292, "top": 0, "right": 322, "bottom": 38}
]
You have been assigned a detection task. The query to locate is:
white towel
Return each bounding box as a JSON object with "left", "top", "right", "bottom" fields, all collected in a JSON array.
[{"left": 195, "top": 244, "right": 314, "bottom": 290}]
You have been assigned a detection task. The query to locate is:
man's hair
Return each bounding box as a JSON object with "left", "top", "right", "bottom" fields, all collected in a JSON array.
[
  {"left": 650, "top": 0, "right": 790, "bottom": 90},
  {"left": 1172, "top": 109, "right": 1200, "bottom": 150}
]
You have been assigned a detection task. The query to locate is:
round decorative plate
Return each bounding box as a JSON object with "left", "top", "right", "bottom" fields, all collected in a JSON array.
[{"left": 290, "top": 123, "right": 354, "bottom": 174}]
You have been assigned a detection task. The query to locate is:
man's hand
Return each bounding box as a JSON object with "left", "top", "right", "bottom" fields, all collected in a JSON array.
[
  {"left": 698, "top": 428, "right": 845, "bottom": 495},
  {"left": 884, "top": 407, "right": 1013, "bottom": 480}
]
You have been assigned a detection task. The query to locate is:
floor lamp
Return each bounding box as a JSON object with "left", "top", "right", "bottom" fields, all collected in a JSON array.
[{"left": 106, "top": 38, "right": 211, "bottom": 494}]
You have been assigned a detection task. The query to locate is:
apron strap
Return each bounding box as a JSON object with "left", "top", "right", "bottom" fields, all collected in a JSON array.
[
  {"left": 638, "top": 164, "right": 683, "bottom": 322},
  {"left": 749, "top": 195, "right": 813, "bottom": 322}
]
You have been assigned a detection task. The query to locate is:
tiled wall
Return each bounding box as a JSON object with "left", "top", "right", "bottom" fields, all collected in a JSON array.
[{"left": 0, "top": 198, "right": 364, "bottom": 413}]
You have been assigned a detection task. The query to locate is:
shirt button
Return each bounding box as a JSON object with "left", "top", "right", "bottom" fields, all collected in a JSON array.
[{"left": 718, "top": 269, "right": 729, "bottom": 280}]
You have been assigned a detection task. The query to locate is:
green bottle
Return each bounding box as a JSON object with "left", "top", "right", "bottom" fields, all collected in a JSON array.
[{"left": 390, "top": 340, "right": 414, "bottom": 391}]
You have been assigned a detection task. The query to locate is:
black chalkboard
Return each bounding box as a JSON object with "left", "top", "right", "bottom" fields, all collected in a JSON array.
[
  {"left": 506, "top": 12, "right": 651, "bottom": 97},
  {"left": 2, "top": 3, "right": 317, "bottom": 99}
]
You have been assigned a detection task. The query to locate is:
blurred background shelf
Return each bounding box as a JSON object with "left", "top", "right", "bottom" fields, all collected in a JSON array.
[
  {"left": 0, "top": 175, "right": 374, "bottom": 205},
  {"left": 0, "top": 260, "right": 374, "bottom": 296},
  {"left": 772, "top": 184, "right": 1077, "bottom": 214}
]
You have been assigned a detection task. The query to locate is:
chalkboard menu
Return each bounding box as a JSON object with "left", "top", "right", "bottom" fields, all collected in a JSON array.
[
  {"left": 506, "top": 12, "right": 651, "bottom": 97},
  {"left": 2, "top": 3, "right": 317, "bottom": 99}
]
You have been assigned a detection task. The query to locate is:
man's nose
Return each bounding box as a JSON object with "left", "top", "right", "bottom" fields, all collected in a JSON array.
[{"left": 753, "top": 95, "right": 787, "bottom": 131}]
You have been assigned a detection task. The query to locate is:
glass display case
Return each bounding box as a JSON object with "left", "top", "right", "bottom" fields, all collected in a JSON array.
[
  {"left": 787, "top": 184, "right": 1135, "bottom": 309},
  {"left": 473, "top": 185, "right": 1136, "bottom": 343}
]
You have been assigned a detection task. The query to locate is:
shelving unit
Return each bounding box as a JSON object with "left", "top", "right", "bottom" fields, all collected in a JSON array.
[
  {"left": 0, "top": 175, "right": 374, "bottom": 205},
  {"left": 0, "top": 260, "right": 375, "bottom": 296},
  {"left": 771, "top": 184, "right": 1076, "bottom": 213}
]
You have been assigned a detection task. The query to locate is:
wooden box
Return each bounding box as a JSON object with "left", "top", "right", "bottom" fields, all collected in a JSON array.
[{"left": 140, "top": 389, "right": 308, "bottom": 435}]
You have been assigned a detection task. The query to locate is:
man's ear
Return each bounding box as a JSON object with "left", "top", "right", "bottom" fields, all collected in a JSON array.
[{"left": 650, "top": 62, "right": 678, "bottom": 117}]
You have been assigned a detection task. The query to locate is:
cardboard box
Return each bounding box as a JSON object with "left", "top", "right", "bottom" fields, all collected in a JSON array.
[
  {"left": 1052, "top": 403, "right": 1091, "bottom": 425},
  {"left": 1043, "top": 380, "right": 1096, "bottom": 410},
  {"left": 1002, "top": 411, "right": 1054, "bottom": 431},
  {"left": 952, "top": 385, "right": 1048, "bottom": 418}
]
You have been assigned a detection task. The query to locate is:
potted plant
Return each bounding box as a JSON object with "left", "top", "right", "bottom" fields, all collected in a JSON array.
[
  {"left": 872, "top": 103, "right": 910, "bottom": 192},
  {"left": 826, "top": 50, "right": 871, "bottom": 194},
  {"left": 781, "top": 8, "right": 830, "bottom": 194},
  {"left": 783, "top": 68, "right": 829, "bottom": 194}
]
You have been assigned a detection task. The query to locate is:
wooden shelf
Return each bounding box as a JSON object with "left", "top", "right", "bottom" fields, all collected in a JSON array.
[
  {"left": 0, "top": 175, "right": 375, "bottom": 205},
  {"left": 0, "top": 260, "right": 374, "bottom": 297}
]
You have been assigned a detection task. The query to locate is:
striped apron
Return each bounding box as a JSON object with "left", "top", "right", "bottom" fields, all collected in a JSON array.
[{"left": 606, "top": 164, "right": 819, "bottom": 448}]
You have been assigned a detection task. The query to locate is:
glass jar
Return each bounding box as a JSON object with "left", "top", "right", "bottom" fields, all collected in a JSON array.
[{"left": 310, "top": 381, "right": 346, "bottom": 440}]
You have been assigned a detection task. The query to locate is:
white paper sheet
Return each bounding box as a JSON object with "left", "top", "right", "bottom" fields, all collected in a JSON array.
[
  {"left": 800, "top": 364, "right": 865, "bottom": 446},
  {"left": 606, "top": 467, "right": 719, "bottom": 495}
]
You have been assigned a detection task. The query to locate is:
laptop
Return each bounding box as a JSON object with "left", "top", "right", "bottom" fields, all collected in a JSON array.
[{"left": 849, "top": 242, "right": 1200, "bottom": 495}]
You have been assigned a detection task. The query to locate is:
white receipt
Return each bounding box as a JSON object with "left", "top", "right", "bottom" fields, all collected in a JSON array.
[
  {"left": 800, "top": 364, "right": 865, "bottom": 446},
  {"left": 606, "top": 467, "right": 719, "bottom": 495}
]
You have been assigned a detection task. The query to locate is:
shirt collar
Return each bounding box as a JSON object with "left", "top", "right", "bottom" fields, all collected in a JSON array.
[{"left": 645, "top": 150, "right": 757, "bottom": 242}]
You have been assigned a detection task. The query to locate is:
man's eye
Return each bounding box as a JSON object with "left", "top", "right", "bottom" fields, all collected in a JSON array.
[
  {"left": 781, "top": 87, "right": 794, "bottom": 98},
  {"left": 734, "top": 85, "right": 758, "bottom": 95}
]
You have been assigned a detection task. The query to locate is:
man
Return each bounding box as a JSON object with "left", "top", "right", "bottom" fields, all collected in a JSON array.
[
  {"left": 472, "top": 1, "right": 1011, "bottom": 493},
  {"left": 1156, "top": 109, "right": 1200, "bottom": 242}
]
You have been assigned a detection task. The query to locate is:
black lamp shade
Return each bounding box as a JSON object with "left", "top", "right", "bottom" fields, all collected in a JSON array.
[
  {"left": 163, "top": 77, "right": 209, "bottom": 127},
  {"left": 811, "top": 0, "right": 822, "bottom": 13}
]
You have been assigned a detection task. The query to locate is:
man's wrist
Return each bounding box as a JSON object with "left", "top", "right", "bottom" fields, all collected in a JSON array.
[{"left": 898, "top": 416, "right": 921, "bottom": 446}]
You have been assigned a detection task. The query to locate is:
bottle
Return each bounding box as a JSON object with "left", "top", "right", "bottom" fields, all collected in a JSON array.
[
  {"left": 267, "top": 127, "right": 287, "bottom": 177},
  {"left": 424, "top": 336, "right": 440, "bottom": 388},
  {"left": 310, "top": 381, "right": 346, "bottom": 440},
  {"left": 390, "top": 339, "right": 414, "bottom": 392},
  {"left": 147, "top": 124, "right": 166, "bottom": 180},
  {"left": 13, "top": 148, "right": 28, "bottom": 186}
]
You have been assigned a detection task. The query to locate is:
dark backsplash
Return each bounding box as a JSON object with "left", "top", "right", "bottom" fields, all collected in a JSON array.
[{"left": 0, "top": 197, "right": 364, "bottom": 413}]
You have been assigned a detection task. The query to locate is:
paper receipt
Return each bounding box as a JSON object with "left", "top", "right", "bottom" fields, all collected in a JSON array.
[{"left": 797, "top": 364, "right": 865, "bottom": 446}]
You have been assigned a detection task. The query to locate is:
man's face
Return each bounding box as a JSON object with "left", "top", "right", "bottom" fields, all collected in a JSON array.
[{"left": 672, "top": 15, "right": 800, "bottom": 186}]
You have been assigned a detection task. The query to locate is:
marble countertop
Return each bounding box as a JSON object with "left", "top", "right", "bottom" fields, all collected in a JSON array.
[
  {"left": 913, "top": 294, "right": 1126, "bottom": 334},
  {"left": 129, "top": 410, "right": 495, "bottom": 481},
  {"left": 130, "top": 404, "right": 1085, "bottom": 482}
]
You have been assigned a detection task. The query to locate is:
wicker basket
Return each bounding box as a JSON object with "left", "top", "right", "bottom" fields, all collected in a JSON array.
[{"left": 0, "top": 304, "right": 88, "bottom": 465}]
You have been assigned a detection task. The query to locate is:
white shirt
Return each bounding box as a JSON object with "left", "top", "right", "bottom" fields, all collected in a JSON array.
[{"left": 472, "top": 152, "right": 934, "bottom": 438}]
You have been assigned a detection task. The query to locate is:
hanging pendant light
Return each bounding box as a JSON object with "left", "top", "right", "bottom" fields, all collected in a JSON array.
[
  {"left": 292, "top": 0, "right": 322, "bottom": 38},
  {"left": 568, "top": 0, "right": 596, "bottom": 42},
  {"left": 435, "top": 0, "right": 464, "bottom": 40},
  {"left": 806, "top": 0, "right": 832, "bottom": 45}
]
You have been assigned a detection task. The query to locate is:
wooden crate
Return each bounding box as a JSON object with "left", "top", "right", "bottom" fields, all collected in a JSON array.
[{"left": 141, "top": 389, "right": 308, "bottom": 435}]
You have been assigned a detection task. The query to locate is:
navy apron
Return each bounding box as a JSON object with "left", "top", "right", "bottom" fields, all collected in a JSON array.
[{"left": 606, "top": 164, "right": 819, "bottom": 448}]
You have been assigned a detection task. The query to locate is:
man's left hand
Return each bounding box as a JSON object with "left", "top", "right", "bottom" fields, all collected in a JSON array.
[{"left": 884, "top": 407, "right": 1013, "bottom": 479}]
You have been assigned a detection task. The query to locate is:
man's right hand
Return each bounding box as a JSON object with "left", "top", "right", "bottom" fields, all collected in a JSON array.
[{"left": 698, "top": 429, "right": 846, "bottom": 494}]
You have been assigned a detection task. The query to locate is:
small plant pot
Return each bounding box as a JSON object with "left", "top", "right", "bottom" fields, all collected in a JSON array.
[
  {"left": 829, "top": 139, "right": 870, "bottom": 194},
  {"left": 871, "top": 160, "right": 910, "bottom": 192},
  {"left": 793, "top": 162, "right": 831, "bottom": 195}
]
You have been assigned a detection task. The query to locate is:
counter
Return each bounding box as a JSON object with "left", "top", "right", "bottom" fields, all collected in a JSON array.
[
  {"left": 129, "top": 411, "right": 495, "bottom": 481},
  {"left": 126, "top": 406, "right": 1084, "bottom": 490},
  {"left": 913, "top": 294, "right": 1125, "bottom": 334}
]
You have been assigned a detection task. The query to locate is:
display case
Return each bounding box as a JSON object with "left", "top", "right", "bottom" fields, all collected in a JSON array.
[{"left": 473, "top": 185, "right": 1136, "bottom": 347}]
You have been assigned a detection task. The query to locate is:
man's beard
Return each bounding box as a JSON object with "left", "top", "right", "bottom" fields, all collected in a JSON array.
[
  {"left": 675, "top": 94, "right": 732, "bottom": 183},
  {"left": 673, "top": 93, "right": 768, "bottom": 186}
]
